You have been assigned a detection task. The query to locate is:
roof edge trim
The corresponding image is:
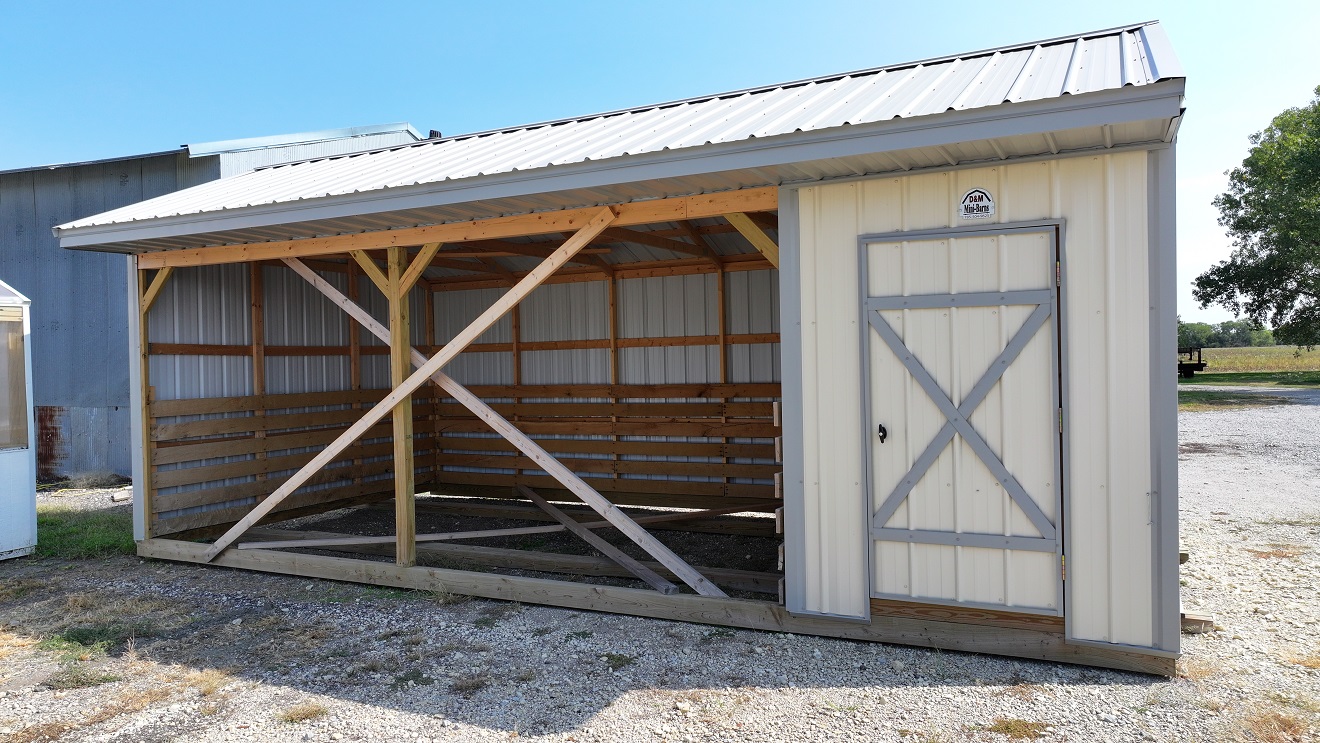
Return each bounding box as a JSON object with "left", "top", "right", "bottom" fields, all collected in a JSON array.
[{"left": 187, "top": 123, "right": 424, "bottom": 157}]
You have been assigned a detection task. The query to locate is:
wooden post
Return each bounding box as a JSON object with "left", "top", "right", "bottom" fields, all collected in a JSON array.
[
  {"left": 137, "top": 265, "right": 173, "bottom": 538},
  {"left": 250, "top": 265, "right": 267, "bottom": 483},
  {"left": 347, "top": 260, "right": 364, "bottom": 487},
  {"left": 388, "top": 247, "right": 416, "bottom": 567}
]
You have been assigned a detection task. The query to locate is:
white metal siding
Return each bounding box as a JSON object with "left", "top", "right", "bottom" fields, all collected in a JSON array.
[{"left": 794, "top": 152, "right": 1156, "bottom": 647}]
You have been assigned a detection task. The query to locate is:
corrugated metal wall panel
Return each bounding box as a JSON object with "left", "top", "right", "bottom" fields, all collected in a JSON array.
[
  {"left": 794, "top": 152, "right": 1157, "bottom": 646},
  {"left": 263, "top": 265, "right": 352, "bottom": 395},
  {"left": 148, "top": 263, "right": 252, "bottom": 401},
  {"left": 0, "top": 154, "right": 183, "bottom": 476}
]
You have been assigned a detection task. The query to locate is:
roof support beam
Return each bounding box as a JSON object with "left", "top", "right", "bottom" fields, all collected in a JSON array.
[
  {"left": 400, "top": 242, "right": 442, "bottom": 294},
  {"left": 724, "top": 212, "right": 780, "bottom": 269},
  {"left": 134, "top": 188, "right": 778, "bottom": 269},
  {"left": 200, "top": 206, "right": 618, "bottom": 562}
]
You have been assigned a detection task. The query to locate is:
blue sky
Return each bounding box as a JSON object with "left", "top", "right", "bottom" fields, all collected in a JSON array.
[{"left": 2, "top": 1, "right": 1317, "bottom": 323}]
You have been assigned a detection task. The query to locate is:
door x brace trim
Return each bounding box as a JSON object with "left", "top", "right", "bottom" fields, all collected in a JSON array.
[{"left": 867, "top": 291, "right": 1057, "bottom": 544}]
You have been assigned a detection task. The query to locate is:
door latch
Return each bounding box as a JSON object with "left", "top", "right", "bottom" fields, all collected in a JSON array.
[{"left": 877, "top": 423, "right": 888, "bottom": 443}]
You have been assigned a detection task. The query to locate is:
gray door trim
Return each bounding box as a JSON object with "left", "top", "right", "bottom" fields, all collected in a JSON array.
[
  {"left": 858, "top": 222, "right": 1066, "bottom": 614},
  {"left": 866, "top": 289, "right": 1054, "bottom": 311}
]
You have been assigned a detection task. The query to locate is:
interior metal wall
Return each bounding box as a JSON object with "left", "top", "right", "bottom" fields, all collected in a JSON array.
[{"left": 790, "top": 152, "right": 1166, "bottom": 651}]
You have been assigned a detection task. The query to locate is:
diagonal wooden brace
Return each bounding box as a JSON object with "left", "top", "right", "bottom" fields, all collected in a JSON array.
[
  {"left": 517, "top": 485, "right": 678, "bottom": 595},
  {"left": 277, "top": 255, "right": 729, "bottom": 597},
  {"left": 201, "top": 207, "right": 617, "bottom": 562}
]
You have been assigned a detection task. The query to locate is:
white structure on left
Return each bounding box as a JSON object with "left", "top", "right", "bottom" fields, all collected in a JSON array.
[{"left": 0, "top": 279, "right": 35, "bottom": 560}]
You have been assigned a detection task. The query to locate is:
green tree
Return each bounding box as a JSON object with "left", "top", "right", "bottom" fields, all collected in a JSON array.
[
  {"left": 1177, "top": 317, "right": 1214, "bottom": 348},
  {"left": 1195, "top": 86, "right": 1320, "bottom": 347}
]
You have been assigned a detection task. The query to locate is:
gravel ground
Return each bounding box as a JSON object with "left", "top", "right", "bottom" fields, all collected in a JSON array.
[{"left": 1, "top": 393, "right": 1317, "bottom": 743}]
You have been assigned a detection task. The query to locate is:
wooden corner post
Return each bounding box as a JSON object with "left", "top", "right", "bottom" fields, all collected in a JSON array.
[
  {"left": 388, "top": 247, "right": 417, "bottom": 567},
  {"left": 137, "top": 264, "right": 174, "bottom": 539}
]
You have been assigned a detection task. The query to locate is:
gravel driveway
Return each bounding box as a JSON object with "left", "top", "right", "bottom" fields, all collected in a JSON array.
[{"left": 1, "top": 391, "right": 1317, "bottom": 742}]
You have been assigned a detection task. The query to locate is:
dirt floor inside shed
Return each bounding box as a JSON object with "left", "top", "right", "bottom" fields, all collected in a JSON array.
[{"left": 2, "top": 390, "right": 1319, "bottom": 742}]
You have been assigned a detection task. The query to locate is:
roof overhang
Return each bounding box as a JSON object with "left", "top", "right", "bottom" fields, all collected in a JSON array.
[{"left": 57, "top": 80, "right": 1185, "bottom": 254}]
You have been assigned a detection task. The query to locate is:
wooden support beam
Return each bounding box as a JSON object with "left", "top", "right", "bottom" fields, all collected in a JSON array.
[
  {"left": 276, "top": 241, "right": 729, "bottom": 598},
  {"left": 350, "top": 250, "right": 389, "bottom": 293},
  {"left": 136, "top": 188, "right": 778, "bottom": 269},
  {"left": 724, "top": 212, "right": 779, "bottom": 268},
  {"left": 517, "top": 485, "right": 678, "bottom": 595},
  {"left": 388, "top": 246, "right": 417, "bottom": 567},
  {"left": 400, "top": 242, "right": 442, "bottom": 294},
  {"left": 140, "top": 266, "right": 175, "bottom": 313},
  {"left": 678, "top": 221, "right": 724, "bottom": 266},
  {"left": 201, "top": 207, "right": 618, "bottom": 561}
]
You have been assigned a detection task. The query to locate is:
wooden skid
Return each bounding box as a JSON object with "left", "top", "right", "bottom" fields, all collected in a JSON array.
[
  {"left": 242, "top": 527, "right": 781, "bottom": 594},
  {"left": 138, "top": 539, "right": 1176, "bottom": 676}
]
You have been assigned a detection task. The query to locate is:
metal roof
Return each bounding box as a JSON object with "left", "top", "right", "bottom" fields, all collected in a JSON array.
[{"left": 56, "top": 21, "right": 1185, "bottom": 251}]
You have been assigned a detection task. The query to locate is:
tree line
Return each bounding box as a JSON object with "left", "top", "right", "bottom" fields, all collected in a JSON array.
[{"left": 1178, "top": 318, "right": 1274, "bottom": 349}]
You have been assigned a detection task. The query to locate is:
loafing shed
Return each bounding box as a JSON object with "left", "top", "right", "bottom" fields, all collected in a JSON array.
[{"left": 54, "top": 22, "right": 1186, "bottom": 675}]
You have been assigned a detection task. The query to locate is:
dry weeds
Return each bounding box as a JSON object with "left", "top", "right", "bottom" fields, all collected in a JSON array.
[
  {"left": 1179, "top": 657, "right": 1222, "bottom": 681},
  {"left": 184, "top": 668, "right": 233, "bottom": 696},
  {"left": 999, "top": 683, "right": 1046, "bottom": 701},
  {"left": 5, "top": 721, "right": 75, "bottom": 743},
  {"left": 278, "top": 702, "right": 329, "bottom": 723},
  {"left": 1246, "top": 544, "right": 1311, "bottom": 559},
  {"left": 982, "top": 718, "right": 1050, "bottom": 740},
  {"left": 83, "top": 685, "right": 175, "bottom": 726},
  {"left": 1237, "top": 709, "right": 1311, "bottom": 742},
  {"left": 1286, "top": 652, "right": 1320, "bottom": 670}
]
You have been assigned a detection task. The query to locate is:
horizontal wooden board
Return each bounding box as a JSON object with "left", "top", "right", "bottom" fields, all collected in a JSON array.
[
  {"left": 150, "top": 483, "right": 395, "bottom": 537},
  {"left": 434, "top": 419, "right": 779, "bottom": 438},
  {"left": 151, "top": 384, "right": 781, "bottom": 418},
  {"left": 148, "top": 334, "right": 779, "bottom": 358},
  {"left": 430, "top": 471, "right": 773, "bottom": 500},
  {"left": 432, "top": 453, "right": 778, "bottom": 479}
]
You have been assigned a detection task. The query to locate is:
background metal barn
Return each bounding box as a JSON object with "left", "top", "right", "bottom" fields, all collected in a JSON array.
[
  {"left": 0, "top": 123, "right": 424, "bottom": 479},
  {"left": 54, "top": 22, "right": 1185, "bottom": 674}
]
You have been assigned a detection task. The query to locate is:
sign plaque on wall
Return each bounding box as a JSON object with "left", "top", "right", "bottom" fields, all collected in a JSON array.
[{"left": 959, "top": 188, "right": 995, "bottom": 220}]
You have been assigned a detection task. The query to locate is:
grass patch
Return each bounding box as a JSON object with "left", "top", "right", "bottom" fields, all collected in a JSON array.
[
  {"left": 565, "top": 630, "right": 592, "bottom": 641},
  {"left": 1184, "top": 346, "right": 1320, "bottom": 376},
  {"left": 1255, "top": 516, "right": 1320, "bottom": 528},
  {"left": 45, "top": 663, "right": 119, "bottom": 689},
  {"left": 184, "top": 668, "right": 233, "bottom": 696},
  {"left": 1246, "top": 545, "right": 1310, "bottom": 559},
  {"left": 391, "top": 668, "right": 436, "bottom": 690},
  {"left": 278, "top": 701, "right": 329, "bottom": 723},
  {"left": 1178, "top": 389, "right": 1294, "bottom": 411},
  {"left": 6, "top": 722, "right": 78, "bottom": 743},
  {"left": 450, "top": 671, "right": 491, "bottom": 694},
  {"left": 602, "top": 652, "right": 635, "bottom": 670},
  {"left": 1239, "top": 710, "right": 1310, "bottom": 742},
  {"left": 1265, "top": 691, "right": 1320, "bottom": 713},
  {"left": 531, "top": 626, "right": 554, "bottom": 637},
  {"left": 1179, "top": 658, "right": 1220, "bottom": 681},
  {"left": 982, "top": 718, "right": 1049, "bottom": 740},
  {"left": 1287, "top": 652, "right": 1320, "bottom": 670},
  {"left": 35, "top": 504, "right": 135, "bottom": 559},
  {"left": 700, "top": 627, "right": 736, "bottom": 644},
  {"left": 85, "top": 686, "right": 174, "bottom": 725},
  {"left": 0, "top": 578, "right": 44, "bottom": 603}
]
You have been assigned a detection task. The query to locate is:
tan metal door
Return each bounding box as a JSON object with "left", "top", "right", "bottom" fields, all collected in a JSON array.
[{"left": 860, "top": 225, "right": 1062, "bottom": 614}]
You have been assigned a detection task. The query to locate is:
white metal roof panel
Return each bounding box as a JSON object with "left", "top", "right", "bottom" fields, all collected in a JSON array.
[{"left": 58, "top": 21, "right": 1183, "bottom": 239}]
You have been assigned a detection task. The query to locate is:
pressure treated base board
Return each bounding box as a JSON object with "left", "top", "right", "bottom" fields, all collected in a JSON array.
[{"left": 139, "top": 538, "right": 1175, "bottom": 675}]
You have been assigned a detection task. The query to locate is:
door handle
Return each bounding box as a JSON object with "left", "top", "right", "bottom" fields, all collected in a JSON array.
[{"left": 877, "top": 423, "right": 888, "bottom": 443}]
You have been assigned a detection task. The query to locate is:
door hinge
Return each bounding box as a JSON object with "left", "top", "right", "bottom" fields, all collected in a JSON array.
[
  {"left": 1055, "top": 261, "right": 1061, "bottom": 287},
  {"left": 1058, "top": 409, "right": 1063, "bottom": 433},
  {"left": 1061, "top": 554, "right": 1066, "bottom": 581}
]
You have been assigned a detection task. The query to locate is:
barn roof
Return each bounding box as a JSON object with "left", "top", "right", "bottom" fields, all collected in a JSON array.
[{"left": 57, "top": 21, "right": 1184, "bottom": 253}]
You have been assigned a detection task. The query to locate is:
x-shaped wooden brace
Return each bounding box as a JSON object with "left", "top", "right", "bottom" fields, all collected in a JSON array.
[{"left": 866, "top": 290, "right": 1057, "bottom": 541}]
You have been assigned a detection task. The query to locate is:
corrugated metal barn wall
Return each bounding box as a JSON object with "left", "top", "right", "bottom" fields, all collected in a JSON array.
[
  {"left": 1, "top": 130, "right": 420, "bottom": 480},
  {"left": 0, "top": 153, "right": 187, "bottom": 479}
]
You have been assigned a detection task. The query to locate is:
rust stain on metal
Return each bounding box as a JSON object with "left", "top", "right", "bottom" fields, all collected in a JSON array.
[{"left": 36, "top": 406, "right": 67, "bottom": 481}]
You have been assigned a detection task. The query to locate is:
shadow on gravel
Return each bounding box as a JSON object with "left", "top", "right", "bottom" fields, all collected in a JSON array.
[{"left": 0, "top": 554, "right": 1166, "bottom": 738}]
